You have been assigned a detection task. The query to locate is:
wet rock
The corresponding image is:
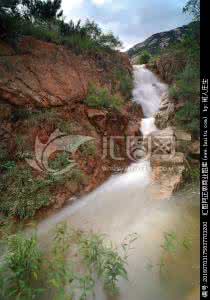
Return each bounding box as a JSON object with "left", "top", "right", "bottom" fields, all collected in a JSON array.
[
  {"left": 175, "top": 130, "right": 191, "bottom": 141},
  {"left": 154, "top": 94, "right": 175, "bottom": 129},
  {"left": 151, "top": 153, "right": 185, "bottom": 198}
]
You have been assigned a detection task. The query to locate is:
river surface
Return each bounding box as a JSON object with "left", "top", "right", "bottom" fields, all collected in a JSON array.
[{"left": 37, "top": 65, "right": 200, "bottom": 300}]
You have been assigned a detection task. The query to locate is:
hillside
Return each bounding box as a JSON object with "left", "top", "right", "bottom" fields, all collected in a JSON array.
[{"left": 127, "top": 23, "right": 191, "bottom": 61}]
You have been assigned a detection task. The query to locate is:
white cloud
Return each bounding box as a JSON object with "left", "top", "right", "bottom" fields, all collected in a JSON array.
[
  {"left": 91, "top": 0, "right": 110, "bottom": 6},
  {"left": 62, "top": 0, "right": 84, "bottom": 12}
]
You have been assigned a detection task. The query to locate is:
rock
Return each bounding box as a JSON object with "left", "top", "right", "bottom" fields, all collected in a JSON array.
[
  {"left": 175, "top": 130, "right": 191, "bottom": 141},
  {"left": 86, "top": 108, "right": 107, "bottom": 119},
  {"left": 151, "top": 152, "right": 185, "bottom": 166},
  {"left": 154, "top": 94, "right": 175, "bottom": 129},
  {"left": 151, "top": 153, "right": 185, "bottom": 198},
  {"left": 149, "top": 127, "right": 175, "bottom": 156},
  {"left": 0, "top": 36, "right": 132, "bottom": 108}
]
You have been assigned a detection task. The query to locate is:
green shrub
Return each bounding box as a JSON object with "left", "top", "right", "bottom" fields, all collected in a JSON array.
[
  {"left": 0, "top": 166, "right": 53, "bottom": 219},
  {"left": 170, "top": 64, "right": 200, "bottom": 101},
  {"left": 19, "top": 20, "right": 61, "bottom": 44},
  {"left": 175, "top": 100, "right": 200, "bottom": 136},
  {"left": 0, "top": 160, "right": 16, "bottom": 171},
  {"left": 0, "top": 234, "right": 43, "bottom": 300},
  {"left": 115, "top": 69, "right": 133, "bottom": 100},
  {"left": 49, "top": 151, "right": 71, "bottom": 172},
  {"left": 85, "top": 84, "right": 124, "bottom": 111},
  {"left": 78, "top": 233, "right": 127, "bottom": 294},
  {"left": 138, "top": 50, "right": 151, "bottom": 64}
]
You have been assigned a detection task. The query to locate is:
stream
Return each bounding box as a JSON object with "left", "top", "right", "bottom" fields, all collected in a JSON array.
[{"left": 37, "top": 65, "right": 200, "bottom": 300}]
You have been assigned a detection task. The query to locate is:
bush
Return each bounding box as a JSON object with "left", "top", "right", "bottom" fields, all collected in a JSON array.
[
  {"left": 170, "top": 63, "right": 200, "bottom": 137},
  {"left": 138, "top": 50, "right": 151, "bottom": 64},
  {"left": 78, "top": 233, "right": 128, "bottom": 294},
  {"left": 0, "top": 234, "right": 43, "bottom": 300},
  {"left": 115, "top": 69, "right": 133, "bottom": 100},
  {"left": 170, "top": 64, "right": 200, "bottom": 100},
  {"left": 0, "top": 223, "right": 136, "bottom": 299},
  {"left": 0, "top": 166, "right": 53, "bottom": 218},
  {"left": 20, "top": 20, "right": 61, "bottom": 44},
  {"left": 85, "top": 84, "right": 124, "bottom": 111},
  {"left": 175, "top": 101, "right": 200, "bottom": 136}
]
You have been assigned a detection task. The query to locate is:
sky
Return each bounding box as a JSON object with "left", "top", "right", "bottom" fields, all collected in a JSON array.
[{"left": 61, "top": 0, "right": 192, "bottom": 50}]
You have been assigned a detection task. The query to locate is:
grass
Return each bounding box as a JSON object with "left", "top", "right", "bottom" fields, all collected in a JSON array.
[
  {"left": 0, "top": 166, "right": 54, "bottom": 219},
  {"left": 0, "top": 157, "right": 88, "bottom": 219},
  {"left": 184, "top": 163, "right": 200, "bottom": 183},
  {"left": 0, "top": 234, "right": 43, "bottom": 300},
  {"left": 0, "top": 223, "right": 136, "bottom": 299},
  {"left": 85, "top": 84, "right": 124, "bottom": 111},
  {"left": 78, "top": 233, "right": 128, "bottom": 294}
]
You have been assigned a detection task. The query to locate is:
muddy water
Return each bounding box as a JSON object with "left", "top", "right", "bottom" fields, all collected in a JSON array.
[{"left": 37, "top": 65, "right": 200, "bottom": 300}]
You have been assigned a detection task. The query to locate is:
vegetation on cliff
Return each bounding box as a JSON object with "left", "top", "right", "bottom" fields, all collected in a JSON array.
[
  {"left": 169, "top": 1, "right": 200, "bottom": 137},
  {"left": 0, "top": 0, "right": 121, "bottom": 54}
]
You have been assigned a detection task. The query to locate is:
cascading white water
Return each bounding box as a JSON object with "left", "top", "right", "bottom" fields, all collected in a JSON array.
[
  {"left": 132, "top": 64, "right": 167, "bottom": 136},
  {"left": 37, "top": 65, "right": 199, "bottom": 300},
  {"left": 133, "top": 65, "right": 167, "bottom": 117}
]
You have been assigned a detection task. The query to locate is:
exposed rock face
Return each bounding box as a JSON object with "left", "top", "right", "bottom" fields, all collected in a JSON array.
[
  {"left": 150, "top": 87, "right": 186, "bottom": 196},
  {"left": 154, "top": 93, "right": 175, "bottom": 129},
  {"left": 150, "top": 128, "right": 185, "bottom": 197},
  {"left": 0, "top": 37, "right": 131, "bottom": 108}
]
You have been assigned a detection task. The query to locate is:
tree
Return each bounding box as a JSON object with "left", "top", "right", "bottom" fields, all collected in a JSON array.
[
  {"left": 99, "top": 32, "right": 122, "bottom": 49},
  {"left": 22, "top": 0, "right": 63, "bottom": 21},
  {"left": 138, "top": 50, "right": 151, "bottom": 64},
  {"left": 0, "top": 0, "right": 22, "bottom": 38},
  {"left": 183, "top": 0, "right": 200, "bottom": 20},
  {"left": 0, "top": 0, "right": 20, "bottom": 14}
]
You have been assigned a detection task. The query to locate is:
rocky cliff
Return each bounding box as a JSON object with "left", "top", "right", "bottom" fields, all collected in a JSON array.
[{"left": 0, "top": 36, "right": 132, "bottom": 107}]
